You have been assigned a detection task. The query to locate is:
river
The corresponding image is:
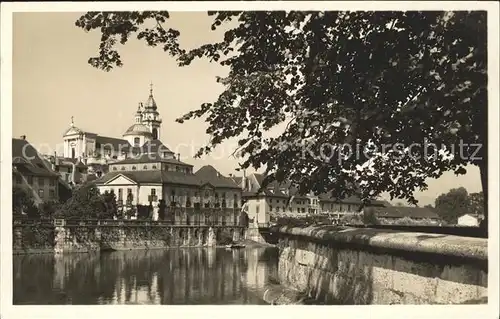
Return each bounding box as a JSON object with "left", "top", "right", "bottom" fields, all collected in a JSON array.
[{"left": 13, "top": 247, "right": 279, "bottom": 305}]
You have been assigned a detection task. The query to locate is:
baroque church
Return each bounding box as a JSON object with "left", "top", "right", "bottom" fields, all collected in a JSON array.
[{"left": 54, "top": 85, "right": 242, "bottom": 221}]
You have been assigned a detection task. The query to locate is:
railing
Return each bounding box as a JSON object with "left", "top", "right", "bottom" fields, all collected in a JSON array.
[{"left": 13, "top": 218, "right": 244, "bottom": 228}]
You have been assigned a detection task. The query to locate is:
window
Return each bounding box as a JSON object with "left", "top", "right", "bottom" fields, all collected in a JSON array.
[
  {"left": 127, "top": 189, "right": 133, "bottom": 202},
  {"left": 49, "top": 179, "right": 55, "bottom": 186},
  {"left": 134, "top": 137, "right": 140, "bottom": 147},
  {"left": 118, "top": 189, "right": 123, "bottom": 200},
  {"left": 27, "top": 176, "right": 33, "bottom": 185},
  {"left": 143, "top": 165, "right": 148, "bottom": 170},
  {"left": 113, "top": 167, "right": 117, "bottom": 171},
  {"left": 234, "top": 194, "right": 239, "bottom": 208},
  {"left": 205, "top": 191, "right": 210, "bottom": 198},
  {"left": 71, "top": 148, "right": 75, "bottom": 159},
  {"left": 151, "top": 189, "right": 156, "bottom": 196},
  {"left": 38, "top": 189, "right": 44, "bottom": 198},
  {"left": 269, "top": 206, "right": 273, "bottom": 212},
  {"left": 49, "top": 189, "right": 55, "bottom": 198},
  {"left": 121, "top": 166, "right": 125, "bottom": 171},
  {"left": 347, "top": 204, "right": 351, "bottom": 211},
  {"left": 152, "top": 165, "right": 157, "bottom": 169},
  {"left": 132, "top": 166, "right": 137, "bottom": 171}
]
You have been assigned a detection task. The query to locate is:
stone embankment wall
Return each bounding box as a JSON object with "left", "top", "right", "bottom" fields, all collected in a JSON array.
[
  {"left": 13, "top": 220, "right": 245, "bottom": 254},
  {"left": 273, "top": 225, "right": 488, "bottom": 305}
]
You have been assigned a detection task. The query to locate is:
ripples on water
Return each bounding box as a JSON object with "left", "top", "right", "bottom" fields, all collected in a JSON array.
[{"left": 13, "top": 247, "right": 279, "bottom": 305}]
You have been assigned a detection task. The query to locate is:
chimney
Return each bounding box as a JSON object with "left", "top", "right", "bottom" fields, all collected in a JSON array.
[
  {"left": 177, "top": 153, "right": 180, "bottom": 161},
  {"left": 20, "top": 135, "right": 26, "bottom": 140}
]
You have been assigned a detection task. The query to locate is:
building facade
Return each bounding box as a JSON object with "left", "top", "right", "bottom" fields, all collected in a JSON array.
[
  {"left": 12, "top": 137, "right": 61, "bottom": 204},
  {"left": 232, "top": 172, "right": 389, "bottom": 226},
  {"left": 83, "top": 86, "right": 244, "bottom": 222}
]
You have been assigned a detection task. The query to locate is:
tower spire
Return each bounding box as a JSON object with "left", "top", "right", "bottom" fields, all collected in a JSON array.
[
  {"left": 149, "top": 81, "right": 153, "bottom": 96},
  {"left": 71, "top": 116, "right": 74, "bottom": 127}
]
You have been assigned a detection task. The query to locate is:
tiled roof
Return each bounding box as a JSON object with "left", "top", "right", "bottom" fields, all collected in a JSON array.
[
  {"left": 12, "top": 138, "right": 59, "bottom": 177},
  {"left": 12, "top": 138, "right": 46, "bottom": 166},
  {"left": 365, "top": 206, "right": 441, "bottom": 219},
  {"left": 95, "top": 136, "right": 130, "bottom": 152},
  {"left": 195, "top": 165, "right": 241, "bottom": 189},
  {"left": 95, "top": 170, "right": 203, "bottom": 186},
  {"left": 14, "top": 163, "right": 59, "bottom": 177},
  {"left": 141, "top": 139, "right": 174, "bottom": 154}
]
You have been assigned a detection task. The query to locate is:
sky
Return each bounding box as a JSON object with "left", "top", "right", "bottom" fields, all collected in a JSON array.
[{"left": 12, "top": 12, "right": 483, "bottom": 206}]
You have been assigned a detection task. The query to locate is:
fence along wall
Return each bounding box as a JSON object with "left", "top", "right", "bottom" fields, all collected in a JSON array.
[
  {"left": 274, "top": 225, "right": 487, "bottom": 305},
  {"left": 13, "top": 217, "right": 245, "bottom": 254}
]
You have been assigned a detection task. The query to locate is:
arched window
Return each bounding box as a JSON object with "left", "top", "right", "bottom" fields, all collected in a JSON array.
[
  {"left": 134, "top": 137, "right": 140, "bottom": 147},
  {"left": 143, "top": 165, "right": 148, "bottom": 170},
  {"left": 152, "top": 165, "right": 157, "bottom": 169},
  {"left": 121, "top": 166, "right": 125, "bottom": 171},
  {"left": 152, "top": 128, "right": 158, "bottom": 140},
  {"left": 113, "top": 167, "right": 117, "bottom": 171},
  {"left": 132, "top": 166, "right": 137, "bottom": 171}
]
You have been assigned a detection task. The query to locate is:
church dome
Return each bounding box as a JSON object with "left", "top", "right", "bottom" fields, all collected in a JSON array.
[{"left": 123, "top": 123, "right": 153, "bottom": 137}]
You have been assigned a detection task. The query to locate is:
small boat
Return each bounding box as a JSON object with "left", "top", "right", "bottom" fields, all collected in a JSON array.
[{"left": 225, "top": 243, "right": 246, "bottom": 249}]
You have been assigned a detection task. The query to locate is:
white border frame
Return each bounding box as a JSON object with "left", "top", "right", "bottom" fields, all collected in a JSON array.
[{"left": 1, "top": 2, "right": 499, "bottom": 319}]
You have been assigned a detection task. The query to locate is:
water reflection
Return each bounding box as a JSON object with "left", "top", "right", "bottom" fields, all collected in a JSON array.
[{"left": 13, "top": 247, "right": 279, "bottom": 305}]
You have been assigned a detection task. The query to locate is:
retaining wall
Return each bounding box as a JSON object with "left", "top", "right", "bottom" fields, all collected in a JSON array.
[{"left": 274, "top": 225, "right": 488, "bottom": 305}]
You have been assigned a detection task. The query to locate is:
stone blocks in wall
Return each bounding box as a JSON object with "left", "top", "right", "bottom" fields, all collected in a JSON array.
[
  {"left": 276, "top": 226, "right": 488, "bottom": 305},
  {"left": 13, "top": 219, "right": 246, "bottom": 254}
]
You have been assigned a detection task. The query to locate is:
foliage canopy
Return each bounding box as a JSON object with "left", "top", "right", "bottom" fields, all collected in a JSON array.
[{"left": 76, "top": 11, "right": 487, "bottom": 220}]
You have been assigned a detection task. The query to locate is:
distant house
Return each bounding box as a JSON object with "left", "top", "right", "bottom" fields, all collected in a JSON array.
[
  {"left": 364, "top": 206, "right": 442, "bottom": 224},
  {"left": 12, "top": 137, "right": 62, "bottom": 205},
  {"left": 457, "top": 214, "right": 484, "bottom": 227},
  {"left": 231, "top": 172, "right": 391, "bottom": 226}
]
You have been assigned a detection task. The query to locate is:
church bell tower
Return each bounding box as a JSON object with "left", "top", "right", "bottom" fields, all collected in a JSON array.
[{"left": 141, "top": 83, "right": 162, "bottom": 140}]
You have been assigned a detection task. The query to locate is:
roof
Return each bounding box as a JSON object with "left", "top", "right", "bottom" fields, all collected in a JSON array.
[
  {"left": 95, "top": 136, "right": 130, "bottom": 152},
  {"left": 123, "top": 123, "right": 153, "bottom": 137},
  {"left": 141, "top": 139, "right": 174, "bottom": 154},
  {"left": 95, "top": 170, "right": 202, "bottom": 186},
  {"left": 195, "top": 165, "right": 241, "bottom": 189},
  {"left": 55, "top": 157, "right": 87, "bottom": 168},
  {"left": 12, "top": 138, "right": 46, "bottom": 166},
  {"left": 365, "top": 206, "right": 441, "bottom": 220},
  {"left": 13, "top": 163, "right": 59, "bottom": 178},
  {"left": 144, "top": 89, "right": 158, "bottom": 111},
  {"left": 231, "top": 176, "right": 243, "bottom": 185},
  {"left": 111, "top": 153, "right": 192, "bottom": 166}
]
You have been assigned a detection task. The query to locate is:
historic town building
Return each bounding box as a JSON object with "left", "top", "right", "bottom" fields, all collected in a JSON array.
[
  {"left": 232, "top": 172, "right": 389, "bottom": 225},
  {"left": 54, "top": 85, "right": 244, "bottom": 221},
  {"left": 12, "top": 136, "right": 63, "bottom": 205},
  {"left": 57, "top": 85, "right": 164, "bottom": 180}
]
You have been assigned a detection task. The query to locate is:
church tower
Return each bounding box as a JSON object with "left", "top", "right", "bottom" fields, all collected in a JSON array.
[{"left": 141, "top": 83, "right": 162, "bottom": 140}]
